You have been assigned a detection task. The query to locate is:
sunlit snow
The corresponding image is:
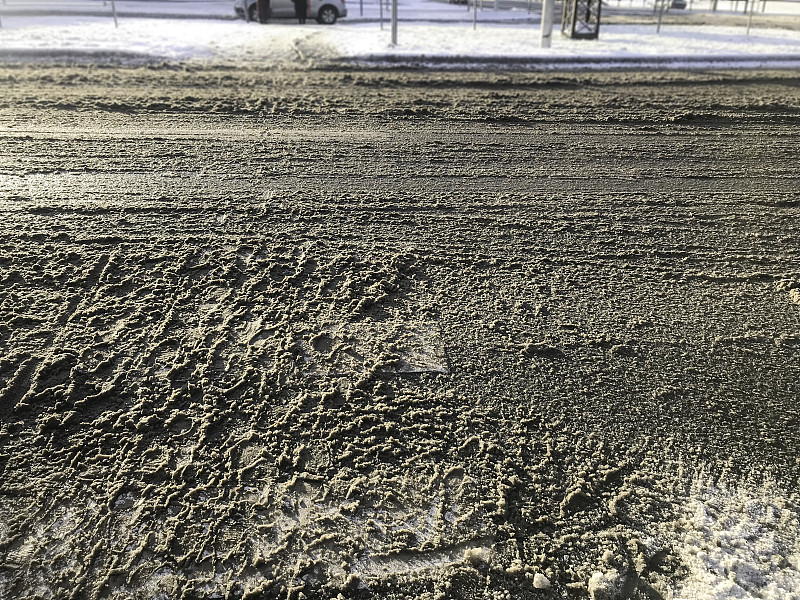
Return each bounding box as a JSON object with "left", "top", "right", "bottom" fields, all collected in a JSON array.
[{"left": 1, "top": 0, "right": 800, "bottom": 67}]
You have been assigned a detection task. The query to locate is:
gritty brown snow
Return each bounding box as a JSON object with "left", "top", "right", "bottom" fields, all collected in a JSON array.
[{"left": 0, "top": 65, "right": 799, "bottom": 600}]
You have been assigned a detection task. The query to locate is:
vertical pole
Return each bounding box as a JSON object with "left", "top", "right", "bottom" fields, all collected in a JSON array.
[
  {"left": 256, "top": 0, "right": 268, "bottom": 22},
  {"left": 359, "top": 0, "right": 363, "bottom": 16},
  {"left": 656, "top": 0, "right": 666, "bottom": 32},
  {"left": 473, "top": 0, "right": 477, "bottom": 29},
  {"left": 391, "top": 0, "right": 397, "bottom": 44},
  {"left": 746, "top": 0, "right": 754, "bottom": 34},
  {"left": 111, "top": 0, "right": 118, "bottom": 27},
  {"left": 540, "top": 0, "right": 554, "bottom": 47},
  {"left": 379, "top": 0, "right": 383, "bottom": 30}
]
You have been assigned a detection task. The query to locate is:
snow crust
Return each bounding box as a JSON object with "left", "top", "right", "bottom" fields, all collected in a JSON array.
[{"left": 670, "top": 480, "right": 800, "bottom": 600}]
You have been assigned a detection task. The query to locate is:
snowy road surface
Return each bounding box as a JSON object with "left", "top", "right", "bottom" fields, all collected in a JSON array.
[{"left": 1, "top": 65, "right": 799, "bottom": 600}]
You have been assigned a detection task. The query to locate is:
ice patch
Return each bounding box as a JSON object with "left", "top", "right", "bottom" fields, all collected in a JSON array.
[
  {"left": 355, "top": 539, "right": 493, "bottom": 577},
  {"left": 300, "top": 319, "right": 449, "bottom": 376}
]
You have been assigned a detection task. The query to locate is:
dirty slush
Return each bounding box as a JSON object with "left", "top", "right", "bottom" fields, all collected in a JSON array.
[{"left": 1, "top": 65, "right": 799, "bottom": 600}]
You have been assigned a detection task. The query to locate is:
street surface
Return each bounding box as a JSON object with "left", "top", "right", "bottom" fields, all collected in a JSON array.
[{"left": 1, "top": 65, "right": 799, "bottom": 599}]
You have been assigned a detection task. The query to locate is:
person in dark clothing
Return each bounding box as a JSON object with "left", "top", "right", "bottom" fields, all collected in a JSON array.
[
  {"left": 293, "top": 0, "right": 308, "bottom": 23},
  {"left": 256, "top": 0, "right": 269, "bottom": 23}
]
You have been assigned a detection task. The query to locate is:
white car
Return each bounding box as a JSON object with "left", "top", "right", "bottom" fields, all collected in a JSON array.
[{"left": 234, "top": 0, "right": 346, "bottom": 24}]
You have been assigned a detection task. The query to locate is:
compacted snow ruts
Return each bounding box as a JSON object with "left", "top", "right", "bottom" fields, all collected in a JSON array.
[{"left": 0, "top": 66, "right": 799, "bottom": 600}]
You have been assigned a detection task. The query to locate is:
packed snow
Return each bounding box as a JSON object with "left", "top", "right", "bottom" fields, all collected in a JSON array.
[{"left": 669, "top": 479, "right": 800, "bottom": 600}]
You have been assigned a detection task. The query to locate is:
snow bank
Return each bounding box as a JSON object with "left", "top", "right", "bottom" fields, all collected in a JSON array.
[
  {"left": 0, "top": 17, "right": 274, "bottom": 61},
  {"left": 1, "top": 8, "right": 800, "bottom": 67},
  {"left": 317, "top": 22, "right": 800, "bottom": 60}
]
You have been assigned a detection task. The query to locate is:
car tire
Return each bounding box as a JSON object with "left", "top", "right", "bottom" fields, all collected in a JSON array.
[
  {"left": 316, "top": 5, "right": 337, "bottom": 24},
  {"left": 248, "top": 4, "right": 259, "bottom": 21}
]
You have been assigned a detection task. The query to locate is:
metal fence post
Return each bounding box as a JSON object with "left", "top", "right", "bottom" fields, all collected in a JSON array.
[
  {"left": 541, "top": 0, "right": 555, "bottom": 47},
  {"left": 111, "top": 0, "right": 118, "bottom": 27},
  {"left": 391, "top": 0, "right": 397, "bottom": 44}
]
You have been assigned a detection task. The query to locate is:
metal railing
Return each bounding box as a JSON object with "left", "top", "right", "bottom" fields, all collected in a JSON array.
[
  {"left": 607, "top": 0, "right": 800, "bottom": 12},
  {"left": 0, "top": 0, "right": 119, "bottom": 25}
]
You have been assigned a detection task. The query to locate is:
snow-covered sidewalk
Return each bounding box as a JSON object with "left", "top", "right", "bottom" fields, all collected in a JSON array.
[{"left": 1, "top": 0, "right": 800, "bottom": 68}]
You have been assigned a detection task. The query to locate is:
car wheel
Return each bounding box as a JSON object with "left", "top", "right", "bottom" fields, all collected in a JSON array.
[
  {"left": 248, "top": 4, "right": 259, "bottom": 21},
  {"left": 316, "top": 5, "right": 337, "bottom": 24}
]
